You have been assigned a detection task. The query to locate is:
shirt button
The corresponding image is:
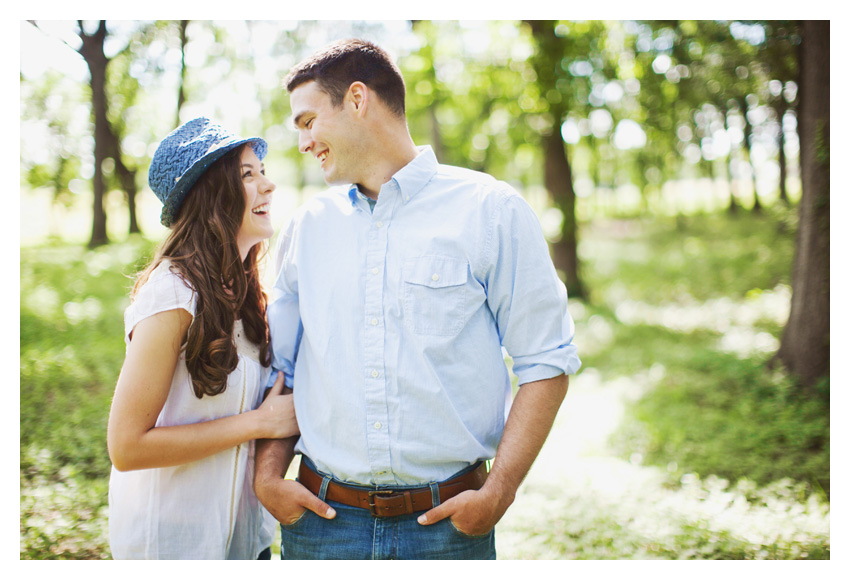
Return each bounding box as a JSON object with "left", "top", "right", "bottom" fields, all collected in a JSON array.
[
  {"left": 376, "top": 221, "right": 383, "bottom": 228},
  {"left": 371, "top": 370, "right": 379, "bottom": 378},
  {"left": 432, "top": 273, "right": 439, "bottom": 281},
  {"left": 374, "top": 422, "right": 382, "bottom": 430},
  {"left": 372, "top": 268, "right": 379, "bottom": 275},
  {"left": 371, "top": 318, "right": 378, "bottom": 326}
]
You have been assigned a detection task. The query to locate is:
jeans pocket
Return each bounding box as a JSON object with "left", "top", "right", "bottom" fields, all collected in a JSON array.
[
  {"left": 447, "top": 518, "right": 493, "bottom": 540},
  {"left": 403, "top": 257, "right": 468, "bottom": 336},
  {"left": 279, "top": 508, "right": 310, "bottom": 530}
]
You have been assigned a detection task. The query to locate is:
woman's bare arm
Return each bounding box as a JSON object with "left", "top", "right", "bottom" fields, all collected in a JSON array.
[{"left": 107, "top": 308, "right": 298, "bottom": 472}]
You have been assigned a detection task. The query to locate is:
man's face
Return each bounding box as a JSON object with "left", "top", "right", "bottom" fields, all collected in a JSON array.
[{"left": 290, "top": 80, "right": 362, "bottom": 186}]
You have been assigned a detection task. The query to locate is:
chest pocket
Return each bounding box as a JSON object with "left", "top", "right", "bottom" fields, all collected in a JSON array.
[{"left": 403, "top": 257, "right": 468, "bottom": 336}]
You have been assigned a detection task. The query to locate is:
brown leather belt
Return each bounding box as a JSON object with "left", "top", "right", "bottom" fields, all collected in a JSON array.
[{"left": 298, "top": 459, "right": 488, "bottom": 518}]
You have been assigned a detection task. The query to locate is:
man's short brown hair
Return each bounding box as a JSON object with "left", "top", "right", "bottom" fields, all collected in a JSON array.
[{"left": 284, "top": 39, "right": 407, "bottom": 118}]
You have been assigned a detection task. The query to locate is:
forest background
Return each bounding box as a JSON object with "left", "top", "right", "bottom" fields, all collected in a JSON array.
[{"left": 19, "top": 18, "right": 834, "bottom": 562}]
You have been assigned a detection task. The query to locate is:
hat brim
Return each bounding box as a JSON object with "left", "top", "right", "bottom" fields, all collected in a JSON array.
[{"left": 159, "top": 137, "right": 267, "bottom": 227}]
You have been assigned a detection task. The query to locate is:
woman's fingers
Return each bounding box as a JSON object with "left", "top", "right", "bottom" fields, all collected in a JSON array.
[{"left": 266, "top": 371, "right": 286, "bottom": 398}]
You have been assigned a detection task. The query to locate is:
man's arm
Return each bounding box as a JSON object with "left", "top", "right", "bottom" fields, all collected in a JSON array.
[
  {"left": 417, "top": 373, "right": 568, "bottom": 534},
  {"left": 254, "top": 427, "right": 336, "bottom": 525},
  {"left": 255, "top": 220, "right": 334, "bottom": 523}
]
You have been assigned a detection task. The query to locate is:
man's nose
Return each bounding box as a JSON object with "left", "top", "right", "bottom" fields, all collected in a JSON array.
[{"left": 298, "top": 130, "right": 313, "bottom": 154}]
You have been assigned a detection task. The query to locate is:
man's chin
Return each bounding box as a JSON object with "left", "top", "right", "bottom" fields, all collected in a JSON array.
[{"left": 323, "top": 172, "right": 344, "bottom": 186}]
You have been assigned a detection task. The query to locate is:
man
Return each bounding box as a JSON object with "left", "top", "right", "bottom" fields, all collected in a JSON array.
[{"left": 255, "top": 38, "right": 581, "bottom": 560}]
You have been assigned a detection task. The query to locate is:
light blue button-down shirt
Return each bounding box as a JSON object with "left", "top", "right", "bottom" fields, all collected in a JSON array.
[{"left": 268, "top": 146, "right": 580, "bottom": 486}]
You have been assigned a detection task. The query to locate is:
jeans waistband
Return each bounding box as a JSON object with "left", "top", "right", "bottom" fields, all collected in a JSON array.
[
  {"left": 298, "top": 456, "right": 489, "bottom": 517},
  {"left": 299, "top": 455, "right": 485, "bottom": 490}
]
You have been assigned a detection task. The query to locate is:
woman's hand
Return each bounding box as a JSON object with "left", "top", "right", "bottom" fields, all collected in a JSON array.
[
  {"left": 108, "top": 310, "right": 299, "bottom": 471},
  {"left": 253, "top": 372, "right": 299, "bottom": 440}
]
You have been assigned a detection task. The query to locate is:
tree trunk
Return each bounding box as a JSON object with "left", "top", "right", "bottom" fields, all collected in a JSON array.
[
  {"left": 176, "top": 20, "right": 189, "bottom": 127},
  {"left": 543, "top": 123, "right": 585, "bottom": 299},
  {"left": 526, "top": 20, "right": 585, "bottom": 299},
  {"left": 739, "top": 98, "right": 762, "bottom": 213},
  {"left": 410, "top": 21, "right": 445, "bottom": 163},
  {"left": 722, "top": 105, "right": 740, "bottom": 215},
  {"left": 99, "top": 108, "right": 141, "bottom": 234},
  {"left": 77, "top": 21, "right": 110, "bottom": 247},
  {"left": 727, "top": 156, "right": 740, "bottom": 215},
  {"left": 775, "top": 20, "right": 829, "bottom": 388},
  {"left": 776, "top": 99, "right": 790, "bottom": 205},
  {"left": 428, "top": 105, "right": 445, "bottom": 163},
  {"left": 112, "top": 147, "right": 141, "bottom": 234}
]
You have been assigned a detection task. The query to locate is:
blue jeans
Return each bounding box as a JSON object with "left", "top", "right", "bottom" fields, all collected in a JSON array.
[{"left": 280, "top": 460, "right": 496, "bottom": 560}]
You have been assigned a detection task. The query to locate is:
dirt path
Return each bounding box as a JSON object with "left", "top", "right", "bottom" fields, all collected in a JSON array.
[
  {"left": 494, "top": 369, "right": 663, "bottom": 559},
  {"left": 493, "top": 367, "right": 830, "bottom": 560}
]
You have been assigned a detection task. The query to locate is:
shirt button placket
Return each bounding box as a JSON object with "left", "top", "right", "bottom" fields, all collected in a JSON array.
[{"left": 362, "top": 185, "right": 395, "bottom": 484}]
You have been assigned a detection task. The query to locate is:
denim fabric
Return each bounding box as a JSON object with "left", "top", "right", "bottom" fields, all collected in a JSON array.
[
  {"left": 280, "top": 500, "right": 495, "bottom": 560},
  {"left": 279, "top": 459, "right": 496, "bottom": 560}
]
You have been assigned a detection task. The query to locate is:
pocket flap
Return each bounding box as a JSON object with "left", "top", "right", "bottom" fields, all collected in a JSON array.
[{"left": 404, "top": 257, "right": 468, "bottom": 288}]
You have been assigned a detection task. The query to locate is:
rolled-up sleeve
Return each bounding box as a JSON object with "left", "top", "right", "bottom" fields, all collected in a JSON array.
[
  {"left": 483, "top": 191, "right": 581, "bottom": 386},
  {"left": 266, "top": 219, "right": 303, "bottom": 389}
]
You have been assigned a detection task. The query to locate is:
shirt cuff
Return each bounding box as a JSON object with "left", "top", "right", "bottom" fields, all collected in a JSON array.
[{"left": 512, "top": 344, "right": 582, "bottom": 386}]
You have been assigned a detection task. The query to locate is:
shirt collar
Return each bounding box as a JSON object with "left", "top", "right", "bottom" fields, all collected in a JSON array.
[
  {"left": 393, "top": 145, "right": 437, "bottom": 204},
  {"left": 347, "top": 145, "right": 437, "bottom": 206}
]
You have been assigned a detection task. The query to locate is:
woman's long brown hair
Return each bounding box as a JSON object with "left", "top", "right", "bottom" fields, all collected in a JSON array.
[{"left": 133, "top": 145, "right": 270, "bottom": 398}]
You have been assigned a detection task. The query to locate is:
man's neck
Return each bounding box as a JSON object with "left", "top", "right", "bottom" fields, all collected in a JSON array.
[{"left": 357, "top": 137, "right": 419, "bottom": 200}]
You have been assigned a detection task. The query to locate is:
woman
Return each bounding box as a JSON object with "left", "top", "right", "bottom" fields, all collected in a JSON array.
[{"left": 107, "top": 118, "right": 294, "bottom": 559}]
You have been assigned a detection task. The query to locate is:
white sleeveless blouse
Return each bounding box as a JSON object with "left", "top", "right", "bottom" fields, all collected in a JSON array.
[{"left": 108, "top": 261, "right": 276, "bottom": 559}]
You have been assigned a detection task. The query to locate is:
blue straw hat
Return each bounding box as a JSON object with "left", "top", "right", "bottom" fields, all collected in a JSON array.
[{"left": 148, "top": 117, "right": 268, "bottom": 227}]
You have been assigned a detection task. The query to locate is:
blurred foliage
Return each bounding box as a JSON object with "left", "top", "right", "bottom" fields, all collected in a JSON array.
[
  {"left": 613, "top": 355, "right": 829, "bottom": 495},
  {"left": 21, "top": 20, "right": 803, "bottom": 227},
  {"left": 20, "top": 69, "right": 90, "bottom": 206},
  {"left": 502, "top": 474, "right": 828, "bottom": 559},
  {"left": 20, "top": 237, "right": 157, "bottom": 480},
  {"left": 19, "top": 211, "right": 829, "bottom": 559},
  {"left": 581, "top": 206, "right": 797, "bottom": 306},
  {"left": 20, "top": 19, "right": 826, "bottom": 560},
  {"left": 20, "top": 451, "right": 111, "bottom": 559},
  {"left": 20, "top": 237, "right": 157, "bottom": 559},
  {"left": 574, "top": 211, "right": 828, "bottom": 496}
]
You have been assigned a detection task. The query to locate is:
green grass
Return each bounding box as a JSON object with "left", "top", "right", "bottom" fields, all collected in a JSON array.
[
  {"left": 580, "top": 207, "right": 797, "bottom": 304},
  {"left": 20, "top": 236, "right": 157, "bottom": 559},
  {"left": 19, "top": 209, "right": 829, "bottom": 559},
  {"left": 21, "top": 238, "right": 156, "bottom": 479},
  {"left": 610, "top": 353, "right": 829, "bottom": 496},
  {"left": 577, "top": 210, "right": 829, "bottom": 498},
  {"left": 501, "top": 474, "right": 830, "bottom": 559}
]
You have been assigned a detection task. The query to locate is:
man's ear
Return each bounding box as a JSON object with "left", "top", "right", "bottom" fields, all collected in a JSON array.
[{"left": 346, "top": 82, "right": 369, "bottom": 118}]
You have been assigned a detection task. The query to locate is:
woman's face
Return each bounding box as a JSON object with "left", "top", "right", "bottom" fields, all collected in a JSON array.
[{"left": 235, "top": 146, "right": 276, "bottom": 259}]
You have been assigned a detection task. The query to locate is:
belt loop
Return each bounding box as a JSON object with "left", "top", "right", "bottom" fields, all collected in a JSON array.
[
  {"left": 318, "top": 475, "right": 332, "bottom": 501},
  {"left": 429, "top": 482, "right": 440, "bottom": 508}
]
